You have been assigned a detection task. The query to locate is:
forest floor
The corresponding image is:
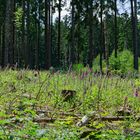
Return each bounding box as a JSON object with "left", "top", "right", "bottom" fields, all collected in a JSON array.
[{"left": 0, "top": 69, "right": 140, "bottom": 140}]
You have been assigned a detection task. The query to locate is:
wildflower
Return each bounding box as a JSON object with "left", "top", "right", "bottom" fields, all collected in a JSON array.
[
  {"left": 84, "top": 71, "right": 88, "bottom": 77},
  {"left": 88, "top": 68, "right": 93, "bottom": 73},
  {"left": 134, "top": 89, "right": 139, "bottom": 97}
]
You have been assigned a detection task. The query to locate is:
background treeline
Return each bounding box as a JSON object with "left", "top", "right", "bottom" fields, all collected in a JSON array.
[{"left": 0, "top": 0, "right": 140, "bottom": 72}]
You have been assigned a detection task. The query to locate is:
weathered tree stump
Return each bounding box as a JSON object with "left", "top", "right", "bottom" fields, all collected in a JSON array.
[
  {"left": 61, "top": 90, "right": 76, "bottom": 101},
  {"left": 117, "top": 107, "right": 132, "bottom": 116},
  {"left": 117, "top": 96, "right": 132, "bottom": 116}
]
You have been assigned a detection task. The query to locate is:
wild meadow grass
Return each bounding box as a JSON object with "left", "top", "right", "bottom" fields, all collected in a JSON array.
[{"left": 0, "top": 69, "right": 140, "bottom": 139}]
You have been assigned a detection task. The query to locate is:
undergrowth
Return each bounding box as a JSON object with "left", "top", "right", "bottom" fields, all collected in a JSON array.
[{"left": 0, "top": 69, "right": 140, "bottom": 139}]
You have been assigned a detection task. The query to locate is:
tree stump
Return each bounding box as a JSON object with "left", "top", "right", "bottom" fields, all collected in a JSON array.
[{"left": 61, "top": 90, "right": 76, "bottom": 101}]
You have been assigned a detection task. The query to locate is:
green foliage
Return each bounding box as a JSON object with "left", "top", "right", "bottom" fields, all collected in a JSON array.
[
  {"left": 72, "top": 64, "right": 85, "bottom": 72},
  {"left": 0, "top": 0, "right": 139, "bottom": 71},
  {"left": 15, "top": 8, "right": 23, "bottom": 29},
  {"left": 109, "top": 50, "right": 134, "bottom": 74},
  {"left": 42, "top": 124, "right": 79, "bottom": 140},
  {"left": 92, "top": 55, "right": 106, "bottom": 72},
  {"left": 0, "top": 70, "right": 140, "bottom": 139}
]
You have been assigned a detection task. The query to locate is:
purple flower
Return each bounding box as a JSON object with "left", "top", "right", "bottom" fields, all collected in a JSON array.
[
  {"left": 84, "top": 71, "right": 88, "bottom": 77},
  {"left": 134, "top": 89, "right": 139, "bottom": 97}
]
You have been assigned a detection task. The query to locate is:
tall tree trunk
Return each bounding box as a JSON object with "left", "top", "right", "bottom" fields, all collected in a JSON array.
[
  {"left": 12, "top": 0, "right": 16, "bottom": 65},
  {"left": 114, "top": 0, "right": 118, "bottom": 58},
  {"left": 22, "top": 0, "right": 26, "bottom": 67},
  {"left": 26, "top": 0, "right": 30, "bottom": 68},
  {"left": 88, "top": 0, "right": 93, "bottom": 68},
  {"left": 131, "top": 0, "right": 138, "bottom": 70},
  {"left": 58, "top": 0, "right": 61, "bottom": 66},
  {"left": 1, "top": 24, "right": 5, "bottom": 67},
  {"left": 51, "top": 0, "right": 54, "bottom": 67},
  {"left": 77, "top": 10, "right": 80, "bottom": 64},
  {"left": 35, "top": 0, "right": 39, "bottom": 69},
  {"left": 37, "top": 0, "right": 41, "bottom": 69},
  {"left": 102, "top": 22, "right": 106, "bottom": 59},
  {"left": 50, "top": 0, "right": 52, "bottom": 52},
  {"left": 100, "top": 0, "right": 103, "bottom": 73},
  {"left": 70, "top": 0, "right": 75, "bottom": 65},
  {"left": 45, "top": 0, "right": 51, "bottom": 70},
  {"left": 0, "top": 26, "right": 1, "bottom": 66},
  {"left": 104, "top": 18, "right": 109, "bottom": 72},
  {"left": 4, "top": 0, "right": 15, "bottom": 66},
  {"left": 134, "top": 0, "right": 138, "bottom": 70}
]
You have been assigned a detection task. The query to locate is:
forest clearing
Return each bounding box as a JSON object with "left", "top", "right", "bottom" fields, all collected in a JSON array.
[
  {"left": 1, "top": 0, "right": 140, "bottom": 139},
  {"left": 0, "top": 69, "right": 140, "bottom": 139}
]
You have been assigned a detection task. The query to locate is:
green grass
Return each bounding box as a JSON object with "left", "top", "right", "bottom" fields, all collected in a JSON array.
[{"left": 0, "top": 69, "right": 140, "bottom": 139}]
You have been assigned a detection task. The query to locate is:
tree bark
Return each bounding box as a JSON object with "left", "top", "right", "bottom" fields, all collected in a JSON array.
[
  {"left": 100, "top": 0, "right": 103, "bottom": 73},
  {"left": 104, "top": 18, "right": 109, "bottom": 71},
  {"left": 1, "top": 24, "right": 5, "bottom": 67},
  {"left": 35, "top": 0, "right": 39, "bottom": 69},
  {"left": 26, "top": 0, "right": 30, "bottom": 68},
  {"left": 70, "top": 0, "right": 75, "bottom": 65},
  {"left": 58, "top": 0, "right": 61, "bottom": 66},
  {"left": 114, "top": 0, "right": 118, "bottom": 58},
  {"left": 131, "top": 0, "right": 138, "bottom": 70},
  {"left": 88, "top": 0, "right": 94, "bottom": 68},
  {"left": 22, "top": 0, "right": 26, "bottom": 67},
  {"left": 45, "top": 0, "right": 51, "bottom": 70},
  {"left": 134, "top": 0, "right": 138, "bottom": 70},
  {"left": 0, "top": 26, "right": 1, "bottom": 66},
  {"left": 4, "top": 0, "right": 15, "bottom": 66},
  {"left": 77, "top": 12, "right": 80, "bottom": 64}
]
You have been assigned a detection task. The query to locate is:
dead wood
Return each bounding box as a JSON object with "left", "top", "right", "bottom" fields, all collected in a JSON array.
[
  {"left": 61, "top": 90, "right": 76, "bottom": 101},
  {"left": 34, "top": 118, "right": 68, "bottom": 123},
  {"left": 34, "top": 116, "right": 140, "bottom": 124},
  {"left": 36, "top": 110, "right": 81, "bottom": 117}
]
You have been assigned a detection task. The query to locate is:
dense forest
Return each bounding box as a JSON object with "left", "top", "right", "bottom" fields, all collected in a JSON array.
[{"left": 0, "top": 0, "right": 140, "bottom": 72}]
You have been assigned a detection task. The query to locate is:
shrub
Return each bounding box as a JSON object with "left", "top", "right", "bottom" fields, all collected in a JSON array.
[
  {"left": 72, "top": 64, "right": 85, "bottom": 73},
  {"left": 109, "top": 50, "right": 134, "bottom": 74},
  {"left": 92, "top": 55, "right": 106, "bottom": 72}
]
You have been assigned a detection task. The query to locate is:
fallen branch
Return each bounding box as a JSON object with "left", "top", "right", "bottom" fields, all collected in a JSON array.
[
  {"left": 34, "top": 118, "right": 68, "bottom": 123},
  {"left": 36, "top": 110, "right": 81, "bottom": 118},
  {"left": 34, "top": 116, "right": 140, "bottom": 125},
  {"left": 98, "top": 116, "right": 140, "bottom": 121},
  {"left": 77, "top": 114, "right": 140, "bottom": 127}
]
